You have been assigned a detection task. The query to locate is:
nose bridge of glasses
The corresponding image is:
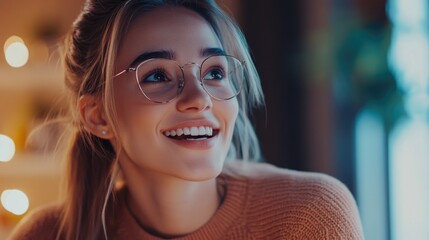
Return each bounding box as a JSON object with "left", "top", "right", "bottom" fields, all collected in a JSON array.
[{"left": 180, "top": 62, "right": 203, "bottom": 84}]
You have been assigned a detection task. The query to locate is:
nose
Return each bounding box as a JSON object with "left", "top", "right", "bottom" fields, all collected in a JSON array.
[{"left": 176, "top": 64, "right": 212, "bottom": 112}]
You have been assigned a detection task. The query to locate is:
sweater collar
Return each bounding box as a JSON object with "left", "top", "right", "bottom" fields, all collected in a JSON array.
[{"left": 107, "top": 170, "right": 248, "bottom": 239}]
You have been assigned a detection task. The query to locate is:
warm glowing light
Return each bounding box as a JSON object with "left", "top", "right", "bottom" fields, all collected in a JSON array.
[
  {"left": 3, "top": 35, "right": 24, "bottom": 52},
  {"left": 4, "top": 35, "right": 29, "bottom": 68},
  {"left": 1, "top": 189, "right": 30, "bottom": 215},
  {"left": 0, "top": 134, "right": 15, "bottom": 162}
]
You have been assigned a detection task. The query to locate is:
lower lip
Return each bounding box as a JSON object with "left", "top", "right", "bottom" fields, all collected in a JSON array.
[{"left": 165, "top": 134, "right": 218, "bottom": 150}]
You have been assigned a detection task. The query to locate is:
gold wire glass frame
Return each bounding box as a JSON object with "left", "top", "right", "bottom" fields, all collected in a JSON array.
[{"left": 114, "top": 55, "right": 245, "bottom": 103}]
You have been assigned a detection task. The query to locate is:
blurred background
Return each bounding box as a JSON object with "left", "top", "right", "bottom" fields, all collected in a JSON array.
[{"left": 0, "top": 0, "right": 428, "bottom": 239}]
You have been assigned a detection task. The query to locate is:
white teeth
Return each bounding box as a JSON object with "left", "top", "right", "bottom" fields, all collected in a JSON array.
[
  {"left": 164, "top": 126, "right": 214, "bottom": 137},
  {"left": 184, "top": 127, "right": 190, "bottom": 135},
  {"left": 206, "top": 127, "right": 212, "bottom": 136},
  {"left": 170, "top": 130, "right": 177, "bottom": 137},
  {"left": 176, "top": 128, "right": 184, "bottom": 136},
  {"left": 190, "top": 127, "right": 198, "bottom": 136},
  {"left": 198, "top": 126, "right": 206, "bottom": 135}
]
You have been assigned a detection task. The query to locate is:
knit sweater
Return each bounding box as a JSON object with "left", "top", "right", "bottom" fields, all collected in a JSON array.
[{"left": 9, "top": 161, "right": 364, "bottom": 240}]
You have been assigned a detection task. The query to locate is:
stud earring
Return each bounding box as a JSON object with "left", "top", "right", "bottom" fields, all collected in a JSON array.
[{"left": 101, "top": 130, "right": 108, "bottom": 135}]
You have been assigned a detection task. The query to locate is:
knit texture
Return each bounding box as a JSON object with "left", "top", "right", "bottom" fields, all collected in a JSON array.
[{"left": 9, "top": 161, "right": 364, "bottom": 240}]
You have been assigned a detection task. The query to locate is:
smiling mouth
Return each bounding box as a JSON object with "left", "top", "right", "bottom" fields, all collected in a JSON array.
[{"left": 163, "top": 126, "right": 219, "bottom": 140}]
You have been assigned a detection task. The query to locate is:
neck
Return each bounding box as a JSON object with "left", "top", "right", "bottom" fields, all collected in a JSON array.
[{"left": 124, "top": 172, "right": 221, "bottom": 238}]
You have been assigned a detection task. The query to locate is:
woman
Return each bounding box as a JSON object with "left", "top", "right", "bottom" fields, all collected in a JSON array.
[{"left": 10, "top": 0, "right": 364, "bottom": 239}]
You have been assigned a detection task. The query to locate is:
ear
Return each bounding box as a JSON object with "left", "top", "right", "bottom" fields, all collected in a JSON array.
[{"left": 79, "top": 95, "right": 114, "bottom": 139}]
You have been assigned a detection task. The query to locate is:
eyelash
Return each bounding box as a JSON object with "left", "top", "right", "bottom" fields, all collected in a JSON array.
[
  {"left": 203, "top": 66, "right": 225, "bottom": 80},
  {"left": 140, "top": 67, "right": 170, "bottom": 83}
]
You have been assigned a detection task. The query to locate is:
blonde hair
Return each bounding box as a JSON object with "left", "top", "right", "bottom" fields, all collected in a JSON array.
[{"left": 59, "top": 0, "right": 264, "bottom": 239}]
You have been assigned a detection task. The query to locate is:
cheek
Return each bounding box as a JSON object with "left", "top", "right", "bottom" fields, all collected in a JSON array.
[
  {"left": 216, "top": 99, "right": 238, "bottom": 161},
  {"left": 114, "top": 104, "right": 169, "bottom": 167},
  {"left": 113, "top": 77, "right": 160, "bottom": 127},
  {"left": 228, "top": 99, "right": 239, "bottom": 124},
  {"left": 112, "top": 82, "right": 161, "bottom": 148},
  {"left": 219, "top": 99, "right": 239, "bottom": 135}
]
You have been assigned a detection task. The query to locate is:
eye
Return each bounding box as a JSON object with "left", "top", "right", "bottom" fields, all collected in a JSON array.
[
  {"left": 203, "top": 67, "right": 225, "bottom": 81},
  {"left": 142, "top": 69, "right": 170, "bottom": 83}
]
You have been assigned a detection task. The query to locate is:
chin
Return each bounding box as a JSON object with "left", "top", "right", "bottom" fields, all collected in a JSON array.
[{"left": 175, "top": 156, "right": 225, "bottom": 182}]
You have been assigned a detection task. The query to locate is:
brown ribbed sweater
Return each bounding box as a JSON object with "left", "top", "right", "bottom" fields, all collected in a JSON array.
[{"left": 9, "top": 161, "right": 364, "bottom": 239}]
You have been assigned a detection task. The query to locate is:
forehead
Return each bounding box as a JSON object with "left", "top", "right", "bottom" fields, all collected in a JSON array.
[{"left": 116, "top": 6, "right": 221, "bottom": 69}]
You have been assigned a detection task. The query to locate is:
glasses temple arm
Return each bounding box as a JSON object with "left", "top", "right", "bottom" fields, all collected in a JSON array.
[{"left": 114, "top": 67, "right": 137, "bottom": 78}]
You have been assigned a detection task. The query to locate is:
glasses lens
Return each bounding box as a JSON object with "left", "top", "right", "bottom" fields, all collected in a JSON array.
[
  {"left": 136, "top": 59, "right": 182, "bottom": 103},
  {"left": 201, "top": 55, "right": 244, "bottom": 100}
]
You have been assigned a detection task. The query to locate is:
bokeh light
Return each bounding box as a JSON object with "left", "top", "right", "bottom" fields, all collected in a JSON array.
[
  {"left": 388, "top": 0, "right": 429, "bottom": 238},
  {"left": 4, "top": 35, "right": 29, "bottom": 68},
  {"left": 1, "top": 189, "right": 30, "bottom": 215},
  {"left": 0, "top": 134, "right": 15, "bottom": 162},
  {"left": 3, "top": 35, "right": 23, "bottom": 52}
]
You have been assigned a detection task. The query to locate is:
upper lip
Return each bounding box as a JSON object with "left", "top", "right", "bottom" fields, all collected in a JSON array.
[{"left": 161, "top": 119, "right": 219, "bottom": 133}]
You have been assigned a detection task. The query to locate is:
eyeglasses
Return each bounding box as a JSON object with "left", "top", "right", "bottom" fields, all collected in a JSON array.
[{"left": 114, "top": 55, "right": 244, "bottom": 103}]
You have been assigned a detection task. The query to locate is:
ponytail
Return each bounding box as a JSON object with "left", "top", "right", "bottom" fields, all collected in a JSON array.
[{"left": 59, "top": 131, "right": 115, "bottom": 240}]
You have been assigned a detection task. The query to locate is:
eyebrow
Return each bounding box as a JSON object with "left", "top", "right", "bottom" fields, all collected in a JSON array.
[
  {"left": 201, "top": 47, "right": 226, "bottom": 57},
  {"left": 128, "top": 47, "right": 226, "bottom": 68},
  {"left": 129, "top": 50, "right": 174, "bottom": 68}
]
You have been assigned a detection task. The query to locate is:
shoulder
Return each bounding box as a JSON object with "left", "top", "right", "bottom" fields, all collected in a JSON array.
[
  {"left": 223, "top": 160, "right": 347, "bottom": 189},
  {"left": 222, "top": 160, "right": 364, "bottom": 239},
  {"left": 222, "top": 160, "right": 355, "bottom": 203},
  {"left": 8, "top": 204, "right": 61, "bottom": 240}
]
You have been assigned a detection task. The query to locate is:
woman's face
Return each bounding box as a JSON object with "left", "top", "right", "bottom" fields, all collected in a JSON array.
[{"left": 113, "top": 6, "right": 239, "bottom": 182}]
